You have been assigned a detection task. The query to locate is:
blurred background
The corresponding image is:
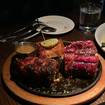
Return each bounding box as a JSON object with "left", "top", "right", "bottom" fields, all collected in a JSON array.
[
  {"left": 0, "top": 0, "right": 104, "bottom": 24},
  {"left": 0, "top": 0, "right": 79, "bottom": 23}
]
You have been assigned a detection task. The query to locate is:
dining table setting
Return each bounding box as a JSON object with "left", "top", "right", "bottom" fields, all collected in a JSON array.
[{"left": 0, "top": 3, "right": 105, "bottom": 105}]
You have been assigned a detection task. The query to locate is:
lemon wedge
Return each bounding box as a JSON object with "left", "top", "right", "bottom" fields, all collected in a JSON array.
[{"left": 41, "top": 38, "right": 58, "bottom": 48}]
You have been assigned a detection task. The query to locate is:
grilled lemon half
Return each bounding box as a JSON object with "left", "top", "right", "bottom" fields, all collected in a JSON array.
[{"left": 41, "top": 38, "right": 59, "bottom": 48}]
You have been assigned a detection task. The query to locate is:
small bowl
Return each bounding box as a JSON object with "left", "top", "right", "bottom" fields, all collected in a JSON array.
[
  {"left": 15, "top": 41, "right": 35, "bottom": 54},
  {"left": 95, "top": 23, "right": 105, "bottom": 52}
]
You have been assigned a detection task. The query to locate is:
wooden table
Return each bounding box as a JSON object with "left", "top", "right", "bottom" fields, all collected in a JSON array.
[{"left": 0, "top": 14, "right": 105, "bottom": 105}]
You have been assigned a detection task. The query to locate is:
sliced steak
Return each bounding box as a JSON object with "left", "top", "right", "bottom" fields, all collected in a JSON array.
[{"left": 64, "top": 40, "right": 99, "bottom": 77}]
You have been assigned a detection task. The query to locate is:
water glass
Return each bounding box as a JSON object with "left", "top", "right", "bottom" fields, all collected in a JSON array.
[{"left": 79, "top": 2, "right": 101, "bottom": 33}]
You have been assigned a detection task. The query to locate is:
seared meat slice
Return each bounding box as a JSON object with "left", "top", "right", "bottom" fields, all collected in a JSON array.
[
  {"left": 64, "top": 53, "right": 99, "bottom": 63},
  {"left": 18, "top": 56, "right": 36, "bottom": 70},
  {"left": 64, "top": 40, "right": 99, "bottom": 77},
  {"left": 65, "top": 61, "right": 98, "bottom": 76},
  {"left": 75, "top": 55, "right": 99, "bottom": 63},
  {"left": 37, "top": 39, "right": 64, "bottom": 58},
  {"left": 64, "top": 40, "right": 97, "bottom": 50},
  {"left": 64, "top": 40, "right": 97, "bottom": 55},
  {"left": 16, "top": 55, "right": 60, "bottom": 87}
]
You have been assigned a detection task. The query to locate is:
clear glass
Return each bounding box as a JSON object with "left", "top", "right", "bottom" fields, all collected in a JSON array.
[{"left": 79, "top": 2, "right": 101, "bottom": 34}]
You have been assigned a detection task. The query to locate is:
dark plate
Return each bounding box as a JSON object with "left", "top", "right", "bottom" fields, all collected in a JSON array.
[{"left": 10, "top": 54, "right": 102, "bottom": 97}]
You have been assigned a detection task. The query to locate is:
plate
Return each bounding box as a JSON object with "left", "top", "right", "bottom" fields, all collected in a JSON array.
[
  {"left": 95, "top": 23, "right": 105, "bottom": 51},
  {"left": 36, "top": 15, "right": 75, "bottom": 35},
  {"left": 2, "top": 53, "right": 105, "bottom": 105}
]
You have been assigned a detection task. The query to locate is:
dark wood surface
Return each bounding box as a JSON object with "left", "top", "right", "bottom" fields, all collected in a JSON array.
[{"left": 0, "top": 14, "right": 105, "bottom": 105}]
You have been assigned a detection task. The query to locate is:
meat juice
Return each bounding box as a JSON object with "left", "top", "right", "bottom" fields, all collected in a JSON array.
[{"left": 79, "top": 6, "right": 101, "bottom": 31}]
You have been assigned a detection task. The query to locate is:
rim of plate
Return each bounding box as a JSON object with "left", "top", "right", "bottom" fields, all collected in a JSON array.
[{"left": 95, "top": 23, "right": 105, "bottom": 52}]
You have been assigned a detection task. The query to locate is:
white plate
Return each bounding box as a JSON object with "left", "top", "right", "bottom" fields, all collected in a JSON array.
[
  {"left": 95, "top": 23, "right": 105, "bottom": 51},
  {"left": 36, "top": 15, "right": 75, "bottom": 35}
]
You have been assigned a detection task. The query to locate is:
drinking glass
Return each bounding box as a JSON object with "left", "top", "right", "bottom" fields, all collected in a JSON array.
[{"left": 79, "top": 2, "right": 101, "bottom": 34}]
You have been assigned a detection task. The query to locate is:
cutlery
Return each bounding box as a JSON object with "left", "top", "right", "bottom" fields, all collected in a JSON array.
[
  {"left": 0, "top": 27, "right": 56, "bottom": 43},
  {"left": 0, "top": 20, "right": 56, "bottom": 43},
  {"left": 0, "top": 29, "right": 36, "bottom": 43},
  {"left": 0, "top": 36, "right": 17, "bottom": 43},
  {"left": 0, "top": 26, "right": 55, "bottom": 43},
  {"left": 13, "top": 20, "right": 56, "bottom": 34},
  {"left": 33, "top": 20, "right": 56, "bottom": 33},
  {"left": 19, "top": 25, "right": 56, "bottom": 41},
  {"left": 20, "top": 31, "right": 40, "bottom": 41},
  {"left": 40, "top": 26, "right": 56, "bottom": 32}
]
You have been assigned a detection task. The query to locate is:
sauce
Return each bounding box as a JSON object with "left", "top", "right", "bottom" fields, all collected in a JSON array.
[{"left": 16, "top": 44, "right": 35, "bottom": 54}]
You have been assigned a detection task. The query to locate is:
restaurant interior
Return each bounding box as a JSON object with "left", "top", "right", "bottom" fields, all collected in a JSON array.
[{"left": 0, "top": 0, "right": 105, "bottom": 105}]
